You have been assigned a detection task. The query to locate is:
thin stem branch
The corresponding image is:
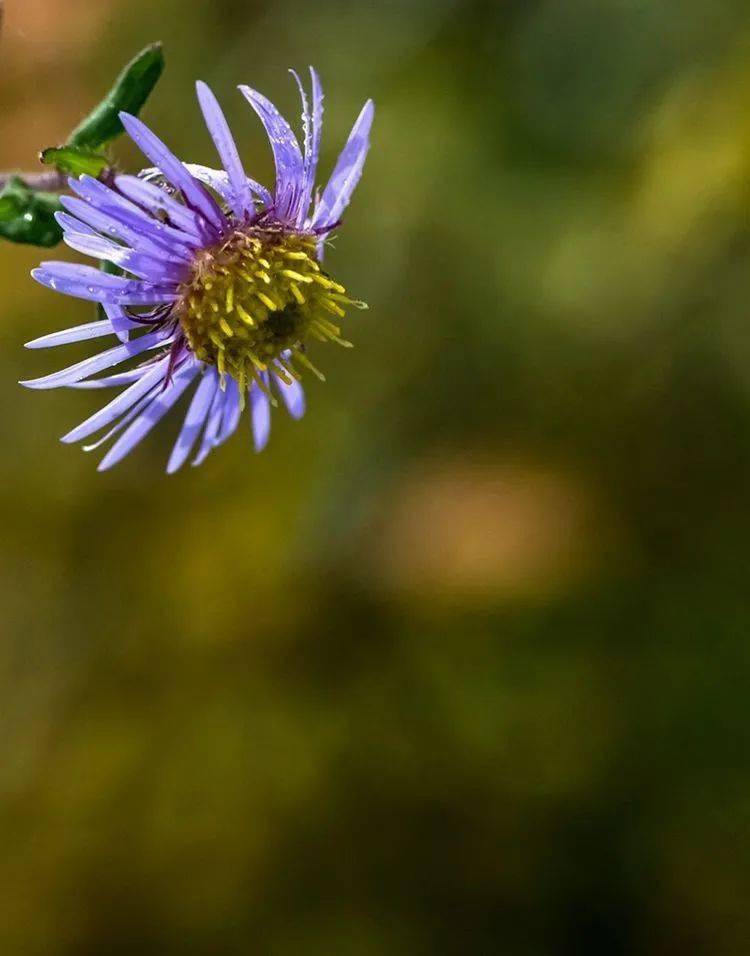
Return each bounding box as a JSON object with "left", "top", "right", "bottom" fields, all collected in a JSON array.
[{"left": 0, "top": 169, "right": 68, "bottom": 192}]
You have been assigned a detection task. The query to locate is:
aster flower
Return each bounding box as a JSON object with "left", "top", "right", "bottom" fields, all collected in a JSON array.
[{"left": 22, "top": 69, "right": 374, "bottom": 472}]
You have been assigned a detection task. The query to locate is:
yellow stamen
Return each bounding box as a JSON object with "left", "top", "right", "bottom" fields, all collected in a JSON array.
[
  {"left": 321, "top": 299, "right": 346, "bottom": 318},
  {"left": 282, "top": 269, "right": 313, "bottom": 284},
  {"left": 256, "top": 291, "right": 278, "bottom": 311},
  {"left": 176, "top": 227, "right": 365, "bottom": 391},
  {"left": 236, "top": 303, "right": 255, "bottom": 327}
]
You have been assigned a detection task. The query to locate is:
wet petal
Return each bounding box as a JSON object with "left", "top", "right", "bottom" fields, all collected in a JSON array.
[
  {"left": 275, "top": 373, "right": 305, "bottom": 420},
  {"left": 239, "top": 85, "right": 304, "bottom": 220},
  {"left": 250, "top": 380, "right": 271, "bottom": 451},
  {"left": 97, "top": 360, "right": 200, "bottom": 471},
  {"left": 312, "top": 99, "right": 374, "bottom": 229},
  {"left": 61, "top": 357, "right": 170, "bottom": 444},
  {"left": 62, "top": 231, "right": 187, "bottom": 284},
  {"left": 120, "top": 112, "right": 227, "bottom": 233},
  {"left": 69, "top": 176, "right": 200, "bottom": 257},
  {"left": 167, "top": 366, "right": 218, "bottom": 473},
  {"left": 59, "top": 195, "right": 193, "bottom": 264},
  {"left": 25, "top": 318, "right": 116, "bottom": 350},
  {"left": 196, "top": 81, "right": 254, "bottom": 219},
  {"left": 290, "top": 67, "right": 324, "bottom": 224},
  {"left": 216, "top": 376, "right": 242, "bottom": 446},
  {"left": 192, "top": 379, "right": 226, "bottom": 466},
  {"left": 115, "top": 175, "right": 208, "bottom": 243},
  {"left": 32, "top": 263, "right": 178, "bottom": 305},
  {"left": 20, "top": 328, "right": 172, "bottom": 390}
]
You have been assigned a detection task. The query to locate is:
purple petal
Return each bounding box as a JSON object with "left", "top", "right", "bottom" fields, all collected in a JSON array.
[
  {"left": 20, "top": 328, "right": 172, "bottom": 390},
  {"left": 25, "top": 318, "right": 115, "bottom": 350},
  {"left": 69, "top": 369, "right": 149, "bottom": 389},
  {"left": 216, "top": 376, "right": 242, "bottom": 446},
  {"left": 119, "top": 112, "right": 227, "bottom": 233},
  {"left": 97, "top": 361, "right": 201, "bottom": 471},
  {"left": 312, "top": 99, "right": 374, "bottom": 229},
  {"left": 167, "top": 366, "right": 218, "bottom": 473},
  {"left": 274, "top": 373, "right": 305, "bottom": 420},
  {"left": 36, "top": 260, "right": 135, "bottom": 285},
  {"left": 196, "top": 81, "right": 254, "bottom": 219},
  {"left": 192, "top": 379, "right": 226, "bottom": 466},
  {"left": 32, "top": 263, "right": 178, "bottom": 305},
  {"left": 103, "top": 303, "right": 137, "bottom": 344},
  {"left": 184, "top": 164, "right": 272, "bottom": 210},
  {"left": 69, "top": 359, "right": 172, "bottom": 389},
  {"left": 290, "top": 67, "right": 324, "bottom": 225},
  {"left": 54, "top": 211, "right": 99, "bottom": 237},
  {"left": 250, "top": 381, "right": 271, "bottom": 452},
  {"left": 114, "top": 175, "right": 207, "bottom": 242},
  {"left": 69, "top": 176, "right": 199, "bottom": 258},
  {"left": 59, "top": 196, "right": 193, "bottom": 264},
  {"left": 238, "top": 85, "right": 304, "bottom": 221},
  {"left": 290, "top": 69, "right": 312, "bottom": 219},
  {"left": 82, "top": 387, "right": 160, "bottom": 452},
  {"left": 62, "top": 231, "right": 187, "bottom": 284},
  {"left": 61, "top": 357, "right": 170, "bottom": 444},
  {"left": 308, "top": 68, "right": 324, "bottom": 212}
]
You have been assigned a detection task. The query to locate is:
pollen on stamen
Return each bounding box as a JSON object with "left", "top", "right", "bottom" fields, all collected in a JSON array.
[{"left": 175, "top": 228, "right": 364, "bottom": 395}]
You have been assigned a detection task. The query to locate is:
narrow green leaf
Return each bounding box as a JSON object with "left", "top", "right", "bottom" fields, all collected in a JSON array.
[
  {"left": 0, "top": 176, "right": 63, "bottom": 247},
  {"left": 67, "top": 42, "right": 165, "bottom": 150},
  {"left": 40, "top": 145, "right": 109, "bottom": 178}
]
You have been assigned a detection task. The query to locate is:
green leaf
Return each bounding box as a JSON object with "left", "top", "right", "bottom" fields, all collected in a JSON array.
[
  {"left": 0, "top": 177, "right": 63, "bottom": 247},
  {"left": 67, "top": 42, "right": 165, "bottom": 150},
  {"left": 0, "top": 193, "right": 18, "bottom": 219},
  {"left": 40, "top": 145, "right": 109, "bottom": 178}
]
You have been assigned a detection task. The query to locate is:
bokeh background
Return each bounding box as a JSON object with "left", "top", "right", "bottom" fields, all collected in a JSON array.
[{"left": 1, "top": 0, "right": 750, "bottom": 952}]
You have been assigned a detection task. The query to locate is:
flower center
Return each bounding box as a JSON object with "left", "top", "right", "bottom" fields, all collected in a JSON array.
[{"left": 176, "top": 228, "right": 364, "bottom": 390}]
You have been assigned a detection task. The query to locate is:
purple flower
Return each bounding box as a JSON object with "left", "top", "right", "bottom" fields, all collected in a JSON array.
[{"left": 23, "top": 69, "right": 374, "bottom": 472}]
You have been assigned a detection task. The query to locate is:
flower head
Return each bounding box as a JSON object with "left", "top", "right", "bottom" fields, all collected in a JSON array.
[{"left": 23, "top": 69, "right": 374, "bottom": 471}]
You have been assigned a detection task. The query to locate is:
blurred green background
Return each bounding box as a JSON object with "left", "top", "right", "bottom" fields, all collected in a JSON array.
[{"left": 2, "top": 0, "right": 750, "bottom": 952}]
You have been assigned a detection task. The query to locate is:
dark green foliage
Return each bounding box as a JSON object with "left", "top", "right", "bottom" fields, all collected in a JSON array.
[
  {"left": 66, "top": 42, "right": 165, "bottom": 150},
  {"left": 0, "top": 43, "right": 164, "bottom": 248},
  {"left": 0, "top": 176, "right": 62, "bottom": 247}
]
